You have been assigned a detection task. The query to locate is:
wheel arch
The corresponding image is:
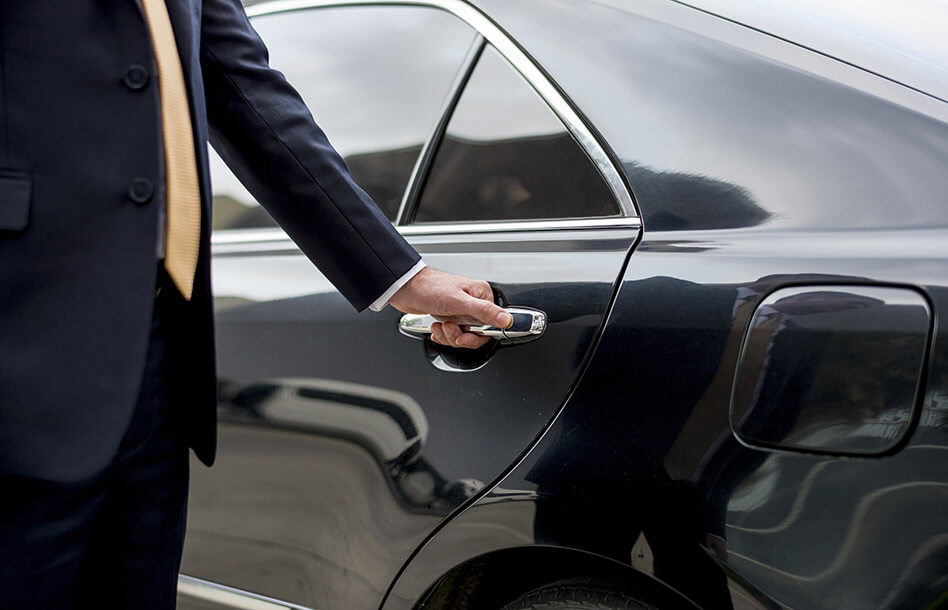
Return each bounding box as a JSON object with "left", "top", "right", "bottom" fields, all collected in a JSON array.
[{"left": 412, "top": 546, "right": 698, "bottom": 610}]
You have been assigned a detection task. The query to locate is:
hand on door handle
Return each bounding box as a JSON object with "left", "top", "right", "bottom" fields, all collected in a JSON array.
[
  {"left": 399, "top": 306, "right": 546, "bottom": 346},
  {"left": 387, "top": 267, "right": 511, "bottom": 349}
]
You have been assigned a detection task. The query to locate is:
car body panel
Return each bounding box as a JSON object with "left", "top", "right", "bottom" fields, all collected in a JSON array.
[
  {"left": 387, "top": 231, "right": 948, "bottom": 610},
  {"left": 385, "top": 1, "right": 948, "bottom": 609},
  {"left": 184, "top": 224, "right": 638, "bottom": 608},
  {"left": 182, "top": 0, "right": 948, "bottom": 608},
  {"left": 182, "top": 4, "right": 641, "bottom": 605}
]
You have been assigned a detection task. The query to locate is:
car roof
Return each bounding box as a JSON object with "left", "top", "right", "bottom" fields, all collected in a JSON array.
[
  {"left": 669, "top": 0, "right": 948, "bottom": 103},
  {"left": 245, "top": 0, "right": 948, "bottom": 104}
]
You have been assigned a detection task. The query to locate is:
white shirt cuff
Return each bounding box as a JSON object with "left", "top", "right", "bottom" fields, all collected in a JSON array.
[{"left": 368, "top": 260, "right": 427, "bottom": 312}]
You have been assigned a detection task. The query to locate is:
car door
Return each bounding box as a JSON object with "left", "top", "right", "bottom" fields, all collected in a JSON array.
[{"left": 179, "top": 2, "right": 640, "bottom": 609}]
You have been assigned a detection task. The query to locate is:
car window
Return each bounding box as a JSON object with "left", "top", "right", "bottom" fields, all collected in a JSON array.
[
  {"left": 412, "top": 44, "right": 618, "bottom": 223},
  {"left": 211, "top": 5, "right": 476, "bottom": 230}
]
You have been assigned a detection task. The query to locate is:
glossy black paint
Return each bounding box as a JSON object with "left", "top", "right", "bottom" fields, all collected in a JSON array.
[
  {"left": 731, "top": 285, "right": 931, "bottom": 456},
  {"left": 388, "top": 1, "right": 948, "bottom": 609},
  {"left": 390, "top": 266, "right": 947, "bottom": 610},
  {"left": 476, "top": 0, "right": 948, "bottom": 233},
  {"left": 184, "top": 227, "right": 636, "bottom": 607},
  {"left": 183, "top": 1, "right": 948, "bottom": 609}
]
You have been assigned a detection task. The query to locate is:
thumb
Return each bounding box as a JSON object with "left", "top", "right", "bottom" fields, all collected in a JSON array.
[{"left": 465, "top": 294, "right": 512, "bottom": 328}]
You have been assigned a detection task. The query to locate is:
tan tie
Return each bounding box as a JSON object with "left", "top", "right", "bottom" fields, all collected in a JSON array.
[{"left": 141, "top": 0, "right": 201, "bottom": 300}]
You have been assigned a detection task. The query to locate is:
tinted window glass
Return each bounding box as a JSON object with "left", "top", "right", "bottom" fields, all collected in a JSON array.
[
  {"left": 413, "top": 45, "right": 617, "bottom": 223},
  {"left": 212, "top": 6, "right": 476, "bottom": 230}
]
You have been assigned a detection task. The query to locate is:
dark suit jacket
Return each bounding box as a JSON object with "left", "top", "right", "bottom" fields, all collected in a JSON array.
[{"left": 0, "top": 0, "right": 420, "bottom": 481}]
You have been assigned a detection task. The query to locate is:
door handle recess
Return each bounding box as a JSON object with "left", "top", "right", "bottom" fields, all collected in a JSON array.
[{"left": 399, "top": 306, "right": 546, "bottom": 346}]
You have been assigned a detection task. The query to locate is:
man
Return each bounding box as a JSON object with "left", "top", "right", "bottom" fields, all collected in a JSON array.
[{"left": 0, "top": 0, "right": 509, "bottom": 606}]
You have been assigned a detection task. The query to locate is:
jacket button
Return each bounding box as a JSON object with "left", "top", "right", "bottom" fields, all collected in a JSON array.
[
  {"left": 124, "top": 64, "right": 150, "bottom": 90},
  {"left": 128, "top": 178, "right": 155, "bottom": 204}
]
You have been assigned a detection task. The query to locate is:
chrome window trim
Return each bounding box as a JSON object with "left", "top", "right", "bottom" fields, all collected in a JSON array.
[
  {"left": 398, "top": 216, "right": 640, "bottom": 236},
  {"left": 212, "top": 227, "right": 324, "bottom": 246},
  {"left": 212, "top": 217, "right": 642, "bottom": 253},
  {"left": 177, "top": 575, "right": 314, "bottom": 610},
  {"left": 212, "top": 0, "right": 637, "bottom": 246}
]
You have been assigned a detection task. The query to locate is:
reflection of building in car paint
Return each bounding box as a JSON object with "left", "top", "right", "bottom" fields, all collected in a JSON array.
[{"left": 217, "top": 378, "right": 484, "bottom": 515}]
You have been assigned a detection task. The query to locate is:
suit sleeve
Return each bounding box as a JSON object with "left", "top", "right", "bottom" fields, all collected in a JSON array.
[{"left": 197, "top": 0, "right": 421, "bottom": 311}]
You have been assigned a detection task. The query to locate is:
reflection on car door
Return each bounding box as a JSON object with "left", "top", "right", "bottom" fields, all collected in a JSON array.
[{"left": 181, "top": 6, "right": 640, "bottom": 610}]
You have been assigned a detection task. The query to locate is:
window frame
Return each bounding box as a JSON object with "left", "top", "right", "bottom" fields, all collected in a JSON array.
[{"left": 212, "top": 0, "right": 639, "bottom": 248}]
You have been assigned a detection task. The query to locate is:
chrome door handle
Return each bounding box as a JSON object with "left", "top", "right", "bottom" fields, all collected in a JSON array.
[{"left": 399, "top": 306, "right": 546, "bottom": 345}]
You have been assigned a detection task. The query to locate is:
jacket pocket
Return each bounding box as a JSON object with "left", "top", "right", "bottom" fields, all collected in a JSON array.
[{"left": 0, "top": 169, "right": 31, "bottom": 232}]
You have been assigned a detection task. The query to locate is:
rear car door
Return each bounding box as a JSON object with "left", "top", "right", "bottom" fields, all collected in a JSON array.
[{"left": 180, "top": 3, "right": 640, "bottom": 608}]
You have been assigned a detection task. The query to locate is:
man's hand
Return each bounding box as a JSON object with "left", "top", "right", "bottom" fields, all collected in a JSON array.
[{"left": 389, "top": 267, "right": 513, "bottom": 349}]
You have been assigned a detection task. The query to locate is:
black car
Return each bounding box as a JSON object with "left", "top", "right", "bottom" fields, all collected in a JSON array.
[{"left": 178, "top": 1, "right": 948, "bottom": 608}]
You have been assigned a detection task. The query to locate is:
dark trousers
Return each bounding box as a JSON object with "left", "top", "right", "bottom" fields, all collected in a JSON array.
[{"left": 0, "top": 290, "right": 189, "bottom": 609}]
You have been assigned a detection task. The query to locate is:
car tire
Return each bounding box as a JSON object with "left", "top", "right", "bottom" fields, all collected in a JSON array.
[{"left": 499, "top": 580, "right": 658, "bottom": 610}]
